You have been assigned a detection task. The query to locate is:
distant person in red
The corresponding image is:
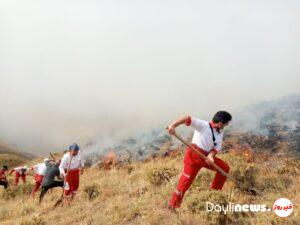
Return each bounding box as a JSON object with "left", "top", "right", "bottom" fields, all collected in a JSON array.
[
  {"left": 0, "top": 165, "right": 9, "bottom": 189},
  {"left": 28, "top": 158, "right": 51, "bottom": 197},
  {"left": 59, "top": 143, "right": 84, "bottom": 205},
  {"left": 9, "top": 166, "right": 28, "bottom": 186},
  {"left": 167, "top": 111, "right": 232, "bottom": 209}
]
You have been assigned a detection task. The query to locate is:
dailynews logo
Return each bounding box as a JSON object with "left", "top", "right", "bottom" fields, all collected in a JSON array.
[
  {"left": 206, "top": 198, "right": 293, "bottom": 217},
  {"left": 206, "top": 202, "right": 271, "bottom": 214}
]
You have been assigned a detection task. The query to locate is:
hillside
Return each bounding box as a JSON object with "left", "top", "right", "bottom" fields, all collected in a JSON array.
[
  {"left": 0, "top": 95, "right": 299, "bottom": 225},
  {"left": 0, "top": 141, "right": 35, "bottom": 168},
  {"left": 0, "top": 137, "right": 299, "bottom": 225}
]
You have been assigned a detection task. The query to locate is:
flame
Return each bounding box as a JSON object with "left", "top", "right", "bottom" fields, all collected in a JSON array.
[{"left": 102, "top": 150, "right": 118, "bottom": 170}]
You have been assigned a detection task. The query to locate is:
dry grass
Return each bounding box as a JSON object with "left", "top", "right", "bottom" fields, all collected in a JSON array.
[
  {"left": 0, "top": 149, "right": 299, "bottom": 225},
  {"left": 0, "top": 154, "right": 27, "bottom": 168}
]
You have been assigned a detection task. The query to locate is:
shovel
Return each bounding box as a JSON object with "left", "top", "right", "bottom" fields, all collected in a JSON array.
[
  {"left": 49, "top": 152, "right": 56, "bottom": 161},
  {"left": 168, "top": 131, "right": 257, "bottom": 195}
]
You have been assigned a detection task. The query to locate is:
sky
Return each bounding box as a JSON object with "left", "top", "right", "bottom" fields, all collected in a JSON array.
[{"left": 0, "top": 0, "right": 299, "bottom": 154}]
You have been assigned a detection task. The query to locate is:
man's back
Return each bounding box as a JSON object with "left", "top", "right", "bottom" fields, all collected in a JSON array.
[{"left": 42, "top": 164, "right": 60, "bottom": 187}]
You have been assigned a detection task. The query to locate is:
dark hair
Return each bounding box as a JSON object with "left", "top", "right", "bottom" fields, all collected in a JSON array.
[
  {"left": 2, "top": 165, "right": 8, "bottom": 170},
  {"left": 212, "top": 111, "right": 232, "bottom": 124}
]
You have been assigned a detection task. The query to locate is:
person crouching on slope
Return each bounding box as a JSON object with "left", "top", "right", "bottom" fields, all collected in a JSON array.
[
  {"left": 29, "top": 158, "right": 51, "bottom": 197},
  {"left": 59, "top": 143, "right": 84, "bottom": 204},
  {"left": 0, "top": 165, "right": 9, "bottom": 189},
  {"left": 167, "top": 111, "right": 232, "bottom": 209},
  {"left": 39, "top": 160, "right": 64, "bottom": 203},
  {"left": 9, "top": 166, "right": 29, "bottom": 187}
]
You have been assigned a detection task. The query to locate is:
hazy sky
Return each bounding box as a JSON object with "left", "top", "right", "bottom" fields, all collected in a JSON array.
[{"left": 0, "top": 0, "right": 299, "bottom": 154}]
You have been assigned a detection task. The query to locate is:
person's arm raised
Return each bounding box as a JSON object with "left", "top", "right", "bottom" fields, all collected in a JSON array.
[{"left": 167, "top": 115, "right": 190, "bottom": 135}]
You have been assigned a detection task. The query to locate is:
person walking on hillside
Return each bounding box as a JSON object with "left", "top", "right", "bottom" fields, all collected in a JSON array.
[
  {"left": 39, "top": 160, "right": 64, "bottom": 203},
  {"left": 0, "top": 165, "right": 9, "bottom": 189},
  {"left": 9, "top": 165, "right": 29, "bottom": 186},
  {"left": 59, "top": 143, "right": 84, "bottom": 205},
  {"left": 167, "top": 111, "right": 232, "bottom": 209}
]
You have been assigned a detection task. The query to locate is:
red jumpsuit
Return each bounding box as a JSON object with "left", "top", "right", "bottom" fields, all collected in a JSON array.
[
  {"left": 64, "top": 169, "right": 80, "bottom": 196},
  {"left": 30, "top": 163, "right": 46, "bottom": 197},
  {"left": 169, "top": 144, "right": 230, "bottom": 209},
  {"left": 9, "top": 168, "right": 27, "bottom": 186},
  {"left": 31, "top": 174, "right": 44, "bottom": 197}
]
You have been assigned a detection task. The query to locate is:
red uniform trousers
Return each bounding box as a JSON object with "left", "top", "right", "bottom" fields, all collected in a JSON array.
[
  {"left": 169, "top": 144, "right": 230, "bottom": 209},
  {"left": 15, "top": 172, "right": 26, "bottom": 186},
  {"left": 31, "top": 174, "right": 44, "bottom": 196},
  {"left": 64, "top": 169, "right": 80, "bottom": 197}
]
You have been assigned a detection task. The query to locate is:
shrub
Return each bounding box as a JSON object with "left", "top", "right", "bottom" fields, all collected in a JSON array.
[
  {"left": 146, "top": 166, "right": 178, "bottom": 186},
  {"left": 232, "top": 164, "right": 258, "bottom": 191},
  {"left": 218, "top": 153, "right": 259, "bottom": 192},
  {"left": 83, "top": 184, "right": 101, "bottom": 201}
]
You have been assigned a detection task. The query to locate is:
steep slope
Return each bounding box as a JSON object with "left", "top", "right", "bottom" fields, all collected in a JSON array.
[
  {"left": 0, "top": 95, "right": 299, "bottom": 224},
  {"left": 0, "top": 140, "right": 299, "bottom": 225},
  {"left": 0, "top": 141, "right": 35, "bottom": 168}
]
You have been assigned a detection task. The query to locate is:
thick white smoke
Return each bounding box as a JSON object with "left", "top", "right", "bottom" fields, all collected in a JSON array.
[{"left": 0, "top": 0, "right": 299, "bottom": 155}]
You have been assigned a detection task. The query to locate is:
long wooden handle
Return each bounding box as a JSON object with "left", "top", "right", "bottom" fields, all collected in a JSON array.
[
  {"left": 172, "top": 132, "right": 238, "bottom": 184},
  {"left": 49, "top": 152, "right": 56, "bottom": 161}
]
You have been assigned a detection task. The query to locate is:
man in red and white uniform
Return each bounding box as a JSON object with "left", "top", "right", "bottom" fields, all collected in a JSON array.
[
  {"left": 167, "top": 111, "right": 232, "bottom": 209},
  {"left": 9, "top": 166, "right": 29, "bottom": 186},
  {"left": 0, "top": 165, "right": 9, "bottom": 189},
  {"left": 59, "top": 143, "right": 84, "bottom": 203},
  {"left": 29, "top": 158, "right": 50, "bottom": 197}
]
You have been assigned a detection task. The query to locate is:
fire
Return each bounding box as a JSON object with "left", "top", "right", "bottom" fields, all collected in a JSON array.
[
  {"left": 102, "top": 150, "right": 118, "bottom": 170},
  {"left": 226, "top": 142, "right": 255, "bottom": 163}
]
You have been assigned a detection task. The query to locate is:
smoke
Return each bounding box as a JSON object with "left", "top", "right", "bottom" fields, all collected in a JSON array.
[
  {"left": 231, "top": 94, "right": 300, "bottom": 135},
  {"left": 83, "top": 94, "right": 300, "bottom": 163},
  {"left": 0, "top": 0, "right": 299, "bottom": 155}
]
